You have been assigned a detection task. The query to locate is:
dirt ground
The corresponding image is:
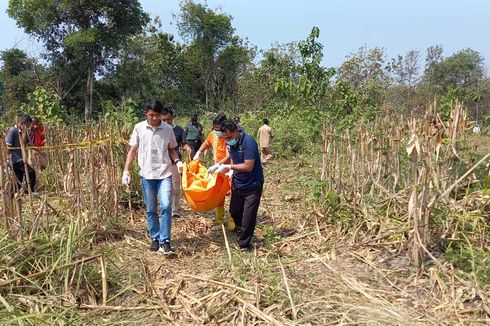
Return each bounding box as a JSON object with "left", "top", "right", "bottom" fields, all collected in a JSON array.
[{"left": 80, "top": 158, "right": 489, "bottom": 325}]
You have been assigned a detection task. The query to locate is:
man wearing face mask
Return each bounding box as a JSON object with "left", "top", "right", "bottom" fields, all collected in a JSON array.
[
  {"left": 214, "top": 120, "right": 264, "bottom": 251},
  {"left": 194, "top": 113, "right": 235, "bottom": 231}
]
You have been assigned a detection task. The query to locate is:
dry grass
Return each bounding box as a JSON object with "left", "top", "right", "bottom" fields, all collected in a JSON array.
[{"left": 0, "top": 105, "right": 489, "bottom": 325}]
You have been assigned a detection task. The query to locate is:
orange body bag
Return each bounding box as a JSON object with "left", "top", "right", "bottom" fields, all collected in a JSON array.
[{"left": 181, "top": 160, "right": 231, "bottom": 212}]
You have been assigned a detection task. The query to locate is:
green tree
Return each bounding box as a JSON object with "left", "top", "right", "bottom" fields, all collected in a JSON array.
[
  {"left": 0, "top": 49, "right": 44, "bottom": 117},
  {"left": 177, "top": 0, "right": 236, "bottom": 108},
  {"left": 423, "top": 48, "right": 485, "bottom": 94},
  {"left": 8, "top": 0, "right": 149, "bottom": 121},
  {"left": 108, "top": 18, "right": 200, "bottom": 114}
]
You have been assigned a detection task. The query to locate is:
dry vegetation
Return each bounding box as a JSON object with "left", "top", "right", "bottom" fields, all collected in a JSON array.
[{"left": 0, "top": 104, "right": 489, "bottom": 325}]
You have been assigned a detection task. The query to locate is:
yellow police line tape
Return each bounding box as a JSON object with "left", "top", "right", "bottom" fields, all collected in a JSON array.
[{"left": 1, "top": 137, "right": 129, "bottom": 151}]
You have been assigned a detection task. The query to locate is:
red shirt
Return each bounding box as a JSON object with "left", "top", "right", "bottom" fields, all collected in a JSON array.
[{"left": 31, "top": 124, "right": 46, "bottom": 147}]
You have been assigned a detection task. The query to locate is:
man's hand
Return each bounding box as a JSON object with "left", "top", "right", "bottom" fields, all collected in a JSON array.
[
  {"left": 207, "top": 163, "right": 220, "bottom": 174},
  {"left": 122, "top": 170, "right": 131, "bottom": 185},
  {"left": 193, "top": 150, "right": 201, "bottom": 161},
  {"left": 217, "top": 164, "right": 231, "bottom": 174},
  {"left": 176, "top": 161, "right": 183, "bottom": 173}
]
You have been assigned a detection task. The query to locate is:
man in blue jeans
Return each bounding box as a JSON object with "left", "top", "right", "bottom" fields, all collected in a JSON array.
[
  {"left": 216, "top": 120, "right": 264, "bottom": 251},
  {"left": 122, "top": 100, "right": 182, "bottom": 254}
]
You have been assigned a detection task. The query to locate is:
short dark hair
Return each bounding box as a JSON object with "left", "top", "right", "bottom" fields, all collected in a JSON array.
[
  {"left": 213, "top": 113, "right": 227, "bottom": 126},
  {"left": 263, "top": 118, "right": 269, "bottom": 125},
  {"left": 144, "top": 100, "right": 164, "bottom": 114},
  {"left": 233, "top": 116, "right": 240, "bottom": 123},
  {"left": 19, "top": 114, "right": 32, "bottom": 124},
  {"left": 221, "top": 120, "right": 238, "bottom": 133},
  {"left": 163, "top": 107, "right": 174, "bottom": 116}
]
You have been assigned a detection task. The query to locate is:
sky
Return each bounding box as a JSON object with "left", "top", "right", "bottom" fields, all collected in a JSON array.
[{"left": 1, "top": 0, "right": 489, "bottom": 68}]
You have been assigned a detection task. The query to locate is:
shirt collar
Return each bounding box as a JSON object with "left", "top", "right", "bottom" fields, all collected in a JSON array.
[{"left": 144, "top": 120, "right": 164, "bottom": 130}]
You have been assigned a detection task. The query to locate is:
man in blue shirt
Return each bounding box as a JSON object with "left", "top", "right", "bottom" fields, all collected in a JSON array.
[
  {"left": 215, "top": 120, "right": 264, "bottom": 251},
  {"left": 5, "top": 114, "right": 36, "bottom": 194}
]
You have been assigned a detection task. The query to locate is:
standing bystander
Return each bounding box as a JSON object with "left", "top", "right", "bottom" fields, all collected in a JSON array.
[
  {"left": 185, "top": 114, "right": 204, "bottom": 158},
  {"left": 5, "top": 114, "right": 37, "bottom": 194},
  {"left": 257, "top": 118, "right": 274, "bottom": 164}
]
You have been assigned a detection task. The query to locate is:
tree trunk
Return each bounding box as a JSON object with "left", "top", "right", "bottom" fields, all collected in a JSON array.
[{"left": 84, "top": 56, "right": 94, "bottom": 122}]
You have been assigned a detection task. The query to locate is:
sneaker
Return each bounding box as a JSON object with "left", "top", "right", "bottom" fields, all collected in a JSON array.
[
  {"left": 160, "top": 241, "right": 175, "bottom": 255},
  {"left": 172, "top": 212, "right": 181, "bottom": 218},
  {"left": 149, "top": 239, "right": 160, "bottom": 253}
]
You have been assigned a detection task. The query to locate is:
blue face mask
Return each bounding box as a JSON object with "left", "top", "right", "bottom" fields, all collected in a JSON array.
[
  {"left": 226, "top": 139, "right": 237, "bottom": 146},
  {"left": 215, "top": 130, "right": 222, "bottom": 137}
]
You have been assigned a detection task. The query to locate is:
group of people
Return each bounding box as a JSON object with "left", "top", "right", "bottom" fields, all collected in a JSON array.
[
  {"left": 5, "top": 104, "right": 275, "bottom": 255},
  {"left": 5, "top": 114, "right": 47, "bottom": 194},
  {"left": 122, "top": 100, "right": 274, "bottom": 255}
]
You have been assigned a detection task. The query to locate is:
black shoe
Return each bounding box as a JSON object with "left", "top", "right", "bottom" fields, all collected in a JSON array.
[
  {"left": 160, "top": 241, "right": 175, "bottom": 255},
  {"left": 239, "top": 245, "right": 252, "bottom": 252},
  {"left": 150, "top": 239, "right": 160, "bottom": 253}
]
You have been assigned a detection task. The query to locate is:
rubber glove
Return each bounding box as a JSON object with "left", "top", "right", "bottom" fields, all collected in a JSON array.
[
  {"left": 176, "top": 161, "right": 183, "bottom": 173},
  {"left": 216, "top": 164, "right": 231, "bottom": 174},
  {"left": 121, "top": 170, "right": 131, "bottom": 185},
  {"left": 193, "top": 150, "right": 201, "bottom": 161},
  {"left": 226, "top": 169, "right": 233, "bottom": 178},
  {"left": 207, "top": 163, "right": 220, "bottom": 173}
]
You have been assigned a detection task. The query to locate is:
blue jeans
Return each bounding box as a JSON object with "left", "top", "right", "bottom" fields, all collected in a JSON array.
[{"left": 141, "top": 176, "right": 173, "bottom": 243}]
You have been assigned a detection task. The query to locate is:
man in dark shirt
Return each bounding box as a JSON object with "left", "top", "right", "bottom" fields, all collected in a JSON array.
[
  {"left": 5, "top": 114, "right": 37, "bottom": 194},
  {"left": 185, "top": 114, "right": 204, "bottom": 157},
  {"left": 216, "top": 120, "right": 264, "bottom": 251},
  {"left": 161, "top": 108, "right": 192, "bottom": 218}
]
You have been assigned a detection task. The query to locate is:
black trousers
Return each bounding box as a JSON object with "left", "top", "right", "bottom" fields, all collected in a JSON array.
[
  {"left": 229, "top": 185, "right": 263, "bottom": 248},
  {"left": 187, "top": 140, "right": 202, "bottom": 157},
  {"left": 13, "top": 161, "right": 36, "bottom": 192}
]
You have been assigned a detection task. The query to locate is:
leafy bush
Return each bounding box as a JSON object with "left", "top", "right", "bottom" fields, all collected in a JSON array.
[{"left": 20, "top": 87, "right": 65, "bottom": 124}]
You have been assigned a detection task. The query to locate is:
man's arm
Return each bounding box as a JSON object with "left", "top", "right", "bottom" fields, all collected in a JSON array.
[
  {"left": 123, "top": 146, "right": 138, "bottom": 171},
  {"left": 231, "top": 159, "right": 255, "bottom": 173},
  {"left": 169, "top": 147, "right": 179, "bottom": 163},
  {"left": 217, "top": 152, "right": 230, "bottom": 165}
]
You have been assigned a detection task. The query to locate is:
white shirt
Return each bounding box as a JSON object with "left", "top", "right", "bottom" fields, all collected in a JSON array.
[{"left": 129, "top": 120, "right": 177, "bottom": 179}]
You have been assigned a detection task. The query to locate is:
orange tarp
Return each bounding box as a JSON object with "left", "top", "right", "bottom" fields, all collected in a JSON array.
[{"left": 181, "top": 160, "right": 231, "bottom": 212}]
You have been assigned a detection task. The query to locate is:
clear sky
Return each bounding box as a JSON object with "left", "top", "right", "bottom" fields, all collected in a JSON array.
[{"left": 1, "top": 0, "right": 489, "bottom": 69}]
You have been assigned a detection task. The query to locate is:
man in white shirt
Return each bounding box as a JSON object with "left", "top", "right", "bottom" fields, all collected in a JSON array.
[
  {"left": 257, "top": 118, "right": 275, "bottom": 163},
  {"left": 122, "top": 100, "right": 182, "bottom": 254}
]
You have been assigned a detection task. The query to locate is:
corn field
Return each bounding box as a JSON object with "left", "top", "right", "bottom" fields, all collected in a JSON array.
[{"left": 0, "top": 103, "right": 489, "bottom": 324}]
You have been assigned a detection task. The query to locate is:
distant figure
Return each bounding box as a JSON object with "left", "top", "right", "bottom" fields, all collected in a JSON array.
[
  {"left": 194, "top": 113, "right": 235, "bottom": 231},
  {"left": 30, "top": 117, "right": 47, "bottom": 147},
  {"left": 30, "top": 117, "right": 48, "bottom": 169},
  {"left": 185, "top": 114, "right": 204, "bottom": 158},
  {"left": 5, "top": 114, "right": 36, "bottom": 193},
  {"left": 473, "top": 125, "right": 481, "bottom": 134},
  {"left": 234, "top": 116, "right": 245, "bottom": 133},
  {"left": 257, "top": 118, "right": 275, "bottom": 163},
  {"left": 161, "top": 108, "right": 192, "bottom": 218}
]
